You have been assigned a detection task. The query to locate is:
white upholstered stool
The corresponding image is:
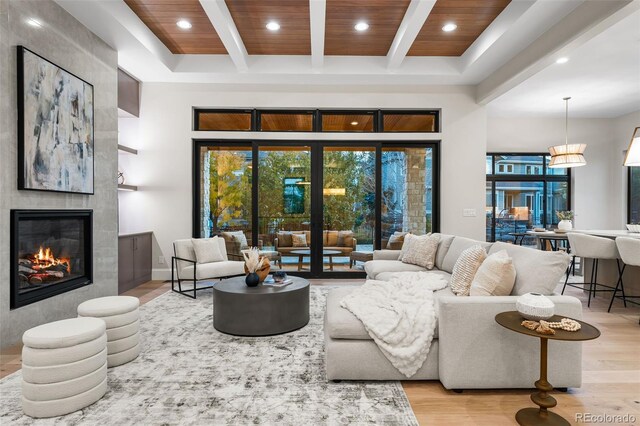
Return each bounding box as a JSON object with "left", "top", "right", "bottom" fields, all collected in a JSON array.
[
  {"left": 78, "top": 296, "right": 141, "bottom": 367},
  {"left": 21, "top": 317, "right": 107, "bottom": 418}
]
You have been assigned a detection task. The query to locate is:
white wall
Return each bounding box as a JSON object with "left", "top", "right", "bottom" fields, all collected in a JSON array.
[
  {"left": 611, "top": 110, "right": 640, "bottom": 226},
  {"left": 487, "top": 114, "right": 639, "bottom": 229},
  {"left": 133, "top": 84, "right": 487, "bottom": 278}
]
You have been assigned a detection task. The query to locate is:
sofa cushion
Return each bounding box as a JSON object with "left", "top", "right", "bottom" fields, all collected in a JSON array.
[
  {"left": 192, "top": 237, "right": 225, "bottom": 264},
  {"left": 326, "top": 286, "right": 448, "bottom": 340},
  {"left": 325, "top": 231, "right": 339, "bottom": 246},
  {"left": 364, "top": 260, "right": 426, "bottom": 280},
  {"left": 387, "top": 232, "right": 407, "bottom": 250},
  {"left": 470, "top": 250, "right": 516, "bottom": 296},
  {"left": 401, "top": 233, "right": 440, "bottom": 269},
  {"left": 434, "top": 234, "right": 455, "bottom": 270},
  {"left": 441, "top": 237, "right": 492, "bottom": 274},
  {"left": 292, "top": 233, "right": 308, "bottom": 247},
  {"left": 450, "top": 245, "right": 487, "bottom": 296},
  {"left": 338, "top": 231, "right": 354, "bottom": 248},
  {"left": 222, "top": 231, "right": 248, "bottom": 249},
  {"left": 376, "top": 269, "right": 452, "bottom": 285},
  {"left": 277, "top": 232, "right": 293, "bottom": 247},
  {"left": 180, "top": 260, "right": 244, "bottom": 280},
  {"left": 488, "top": 242, "right": 570, "bottom": 295}
]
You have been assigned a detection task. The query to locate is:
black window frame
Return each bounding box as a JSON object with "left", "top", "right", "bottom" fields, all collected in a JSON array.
[
  {"left": 629, "top": 167, "right": 640, "bottom": 224},
  {"left": 193, "top": 108, "right": 440, "bottom": 133},
  {"left": 193, "top": 139, "right": 440, "bottom": 278},
  {"left": 486, "top": 152, "right": 572, "bottom": 242}
]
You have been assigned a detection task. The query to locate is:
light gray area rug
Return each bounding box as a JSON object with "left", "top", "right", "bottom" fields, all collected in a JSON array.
[{"left": 0, "top": 286, "right": 418, "bottom": 425}]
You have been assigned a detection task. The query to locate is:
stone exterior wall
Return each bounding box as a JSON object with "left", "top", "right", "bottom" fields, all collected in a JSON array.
[
  {"left": 0, "top": 0, "right": 118, "bottom": 348},
  {"left": 402, "top": 149, "right": 427, "bottom": 234}
]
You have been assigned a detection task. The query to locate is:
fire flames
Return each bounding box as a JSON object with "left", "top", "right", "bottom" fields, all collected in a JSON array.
[{"left": 30, "top": 247, "right": 71, "bottom": 273}]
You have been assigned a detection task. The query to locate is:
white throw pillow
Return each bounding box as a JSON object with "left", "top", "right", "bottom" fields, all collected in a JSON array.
[
  {"left": 292, "top": 233, "right": 307, "bottom": 247},
  {"left": 191, "top": 237, "right": 225, "bottom": 264},
  {"left": 470, "top": 250, "right": 516, "bottom": 296},
  {"left": 401, "top": 234, "right": 440, "bottom": 269},
  {"left": 397, "top": 233, "right": 414, "bottom": 260},
  {"left": 450, "top": 245, "right": 487, "bottom": 296}
]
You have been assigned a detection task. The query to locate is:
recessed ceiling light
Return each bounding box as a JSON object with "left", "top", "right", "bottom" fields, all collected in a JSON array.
[
  {"left": 442, "top": 22, "right": 457, "bottom": 32},
  {"left": 26, "top": 18, "right": 42, "bottom": 27},
  {"left": 556, "top": 57, "right": 569, "bottom": 64},
  {"left": 266, "top": 21, "right": 280, "bottom": 31},
  {"left": 350, "top": 121, "right": 359, "bottom": 126},
  {"left": 354, "top": 22, "right": 369, "bottom": 32},
  {"left": 176, "top": 20, "right": 192, "bottom": 30}
]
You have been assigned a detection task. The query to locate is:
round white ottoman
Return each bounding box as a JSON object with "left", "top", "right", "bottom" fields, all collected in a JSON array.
[
  {"left": 21, "top": 317, "right": 107, "bottom": 418},
  {"left": 78, "top": 296, "right": 140, "bottom": 367}
]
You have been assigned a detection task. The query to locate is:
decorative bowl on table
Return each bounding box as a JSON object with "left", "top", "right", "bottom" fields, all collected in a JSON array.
[
  {"left": 626, "top": 224, "right": 640, "bottom": 233},
  {"left": 516, "top": 292, "right": 555, "bottom": 321}
]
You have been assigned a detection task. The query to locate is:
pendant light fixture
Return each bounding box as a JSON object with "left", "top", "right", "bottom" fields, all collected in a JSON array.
[
  {"left": 548, "top": 97, "right": 587, "bottom": 168},
  {"left": 623, "top": 127, "right": 640, "bottom": 166}
]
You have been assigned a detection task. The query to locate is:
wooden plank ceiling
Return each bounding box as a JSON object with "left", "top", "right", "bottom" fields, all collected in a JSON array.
[
  {"left": 225, "top": 0, "right": 311, "bottom": 55},
  {"left": 324, "top": 0, "right": 411, "bottom": 56},
  {"left": 408, "top": 0, "right": 512, "bottom": 56},
  {"left": 123, "top": 0, "right": 227, "bottom": 54},
  {"left": 125, "top": 0, "right": 511, "bottom": 57}
]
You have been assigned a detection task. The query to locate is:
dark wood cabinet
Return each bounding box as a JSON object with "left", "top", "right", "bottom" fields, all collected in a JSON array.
[{"left": 118, "top": 232, "right": 152, "bottom": 293}]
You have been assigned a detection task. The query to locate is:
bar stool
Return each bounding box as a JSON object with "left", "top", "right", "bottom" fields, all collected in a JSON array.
[
  {"left": 563, "top": 233, "right": 621, "bottom": 307},
  {"left": 608, "top": 237, "right": 640, "bottom": 313}
]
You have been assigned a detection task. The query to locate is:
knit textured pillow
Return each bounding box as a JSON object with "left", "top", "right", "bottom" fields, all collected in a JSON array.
[
  {"left": 470, "top": 250, "right": 516, "bottom": 296},
  {"left": 450, "top": 245, "right": 487, "bottom": 296},
  {"left": 401, "top": 234, "right": 440, "bottom": 269}
]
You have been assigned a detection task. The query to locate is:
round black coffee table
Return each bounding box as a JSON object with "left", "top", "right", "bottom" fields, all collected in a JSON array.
[{"left": 213, "top": 276, "right": 310, "bottom": 336}]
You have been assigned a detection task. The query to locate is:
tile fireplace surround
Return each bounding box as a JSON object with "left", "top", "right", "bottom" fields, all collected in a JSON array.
[{"left": 0, "top": 0, "right": 119, "bottom": 348}]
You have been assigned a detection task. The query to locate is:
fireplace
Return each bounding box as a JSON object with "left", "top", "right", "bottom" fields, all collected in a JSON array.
[{"left": 11, "top": 210, "right": 93, "bottom": 309}]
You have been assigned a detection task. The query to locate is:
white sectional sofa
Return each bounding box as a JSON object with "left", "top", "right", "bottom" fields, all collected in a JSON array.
[{"left": 324, "top": 234, "right": 583, "bottom": 389}]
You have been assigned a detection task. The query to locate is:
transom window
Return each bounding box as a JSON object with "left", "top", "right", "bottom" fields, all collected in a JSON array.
[{"left": 193, "top": 109, "right": 440, "bottom": 133}]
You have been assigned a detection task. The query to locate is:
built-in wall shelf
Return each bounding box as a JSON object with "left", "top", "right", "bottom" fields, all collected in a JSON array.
[
  {"left": 118, "top": 184, "right": 138, "bottom": 192},
  {"left": 118, "top": 144, "right": 138, "bottom": 155}
]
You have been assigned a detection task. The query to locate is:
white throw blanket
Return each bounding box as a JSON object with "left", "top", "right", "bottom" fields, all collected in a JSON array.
[{"left": 340, "top": 271, "right": 448, "bottom": 378}]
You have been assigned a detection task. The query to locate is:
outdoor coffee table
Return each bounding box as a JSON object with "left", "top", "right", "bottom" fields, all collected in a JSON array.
[
  {"left": 213, "top": 276, "right": 309, "bottom": 336},
  {"left": 290, "top": 249, "right": 342, "bottom": 271},
  {"left": 495, "top": 311, "right": 600, "bottom": 426}
]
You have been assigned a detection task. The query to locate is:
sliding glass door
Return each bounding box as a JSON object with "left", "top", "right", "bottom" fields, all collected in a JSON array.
[{"left": 194, "top": 140, "right": 439, "bottom": 277}]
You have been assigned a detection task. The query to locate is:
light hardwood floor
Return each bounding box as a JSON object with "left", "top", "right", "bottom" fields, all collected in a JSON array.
[{"left": 2, "top": 278, "right": 638, "bottom": 425}]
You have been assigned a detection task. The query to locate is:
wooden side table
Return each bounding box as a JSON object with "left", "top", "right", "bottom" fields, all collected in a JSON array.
[{"left": 495, "top": 311, "right": 600, "bottom": 426}]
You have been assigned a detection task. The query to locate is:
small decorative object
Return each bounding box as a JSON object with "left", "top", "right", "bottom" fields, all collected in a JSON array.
[
  {"left": 245, "top": 272, "right": 259, "bottom": 287},
  {"left": 244, "top": 257, "right": 270, "bottom": 283},
  {"left": 556, "top": 210, "right": 574, "bottom": 232},
  {"left": 273, "top": 271, "right": 287, "bottom": 283},
  {"left": 536, "top": 320, "right": 555, "bottom": 335},
  {"left": 521, "top": 320, "right": 539, "bottom": 331},
  {"left": 18, "top": 46, "right": 94, "bottom": 194},
  {"left": 242, "top": 247, "right": 266, "bottom": 287},
  {"left": 516, "top": 292, "right": 555, "bottom": 321},
  {"left": 547, "top": 318, "right": 581, "bottom": 332},
  {"left": 117, "top": 171, "right": 125, "bottom": 185}
]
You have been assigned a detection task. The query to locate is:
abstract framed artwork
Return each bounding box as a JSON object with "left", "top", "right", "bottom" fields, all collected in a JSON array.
[{"left": 17, "top": 46, "right": 94, "bottom": 194}]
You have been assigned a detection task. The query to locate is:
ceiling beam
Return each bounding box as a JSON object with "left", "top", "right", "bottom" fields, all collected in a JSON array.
[
  {"left": 309, "top": 0, "right": 326, "bottom": 70},
  {"left": 387, "top": 0, "right": 436, "bottom": 70},
  {"left": 477, "top": 0, "right": 638, "bottom": 104},
  {"left": 199, "top": 0, "right": 249, "bottom": 72}
]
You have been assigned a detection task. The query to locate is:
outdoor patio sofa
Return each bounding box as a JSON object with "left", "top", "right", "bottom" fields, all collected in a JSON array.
[
  {"left": 324, "top": 234, "right": 584, "bottom": 390},
  {"left": 275, "top": 230, "right": 357, "bottom": 256}
]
